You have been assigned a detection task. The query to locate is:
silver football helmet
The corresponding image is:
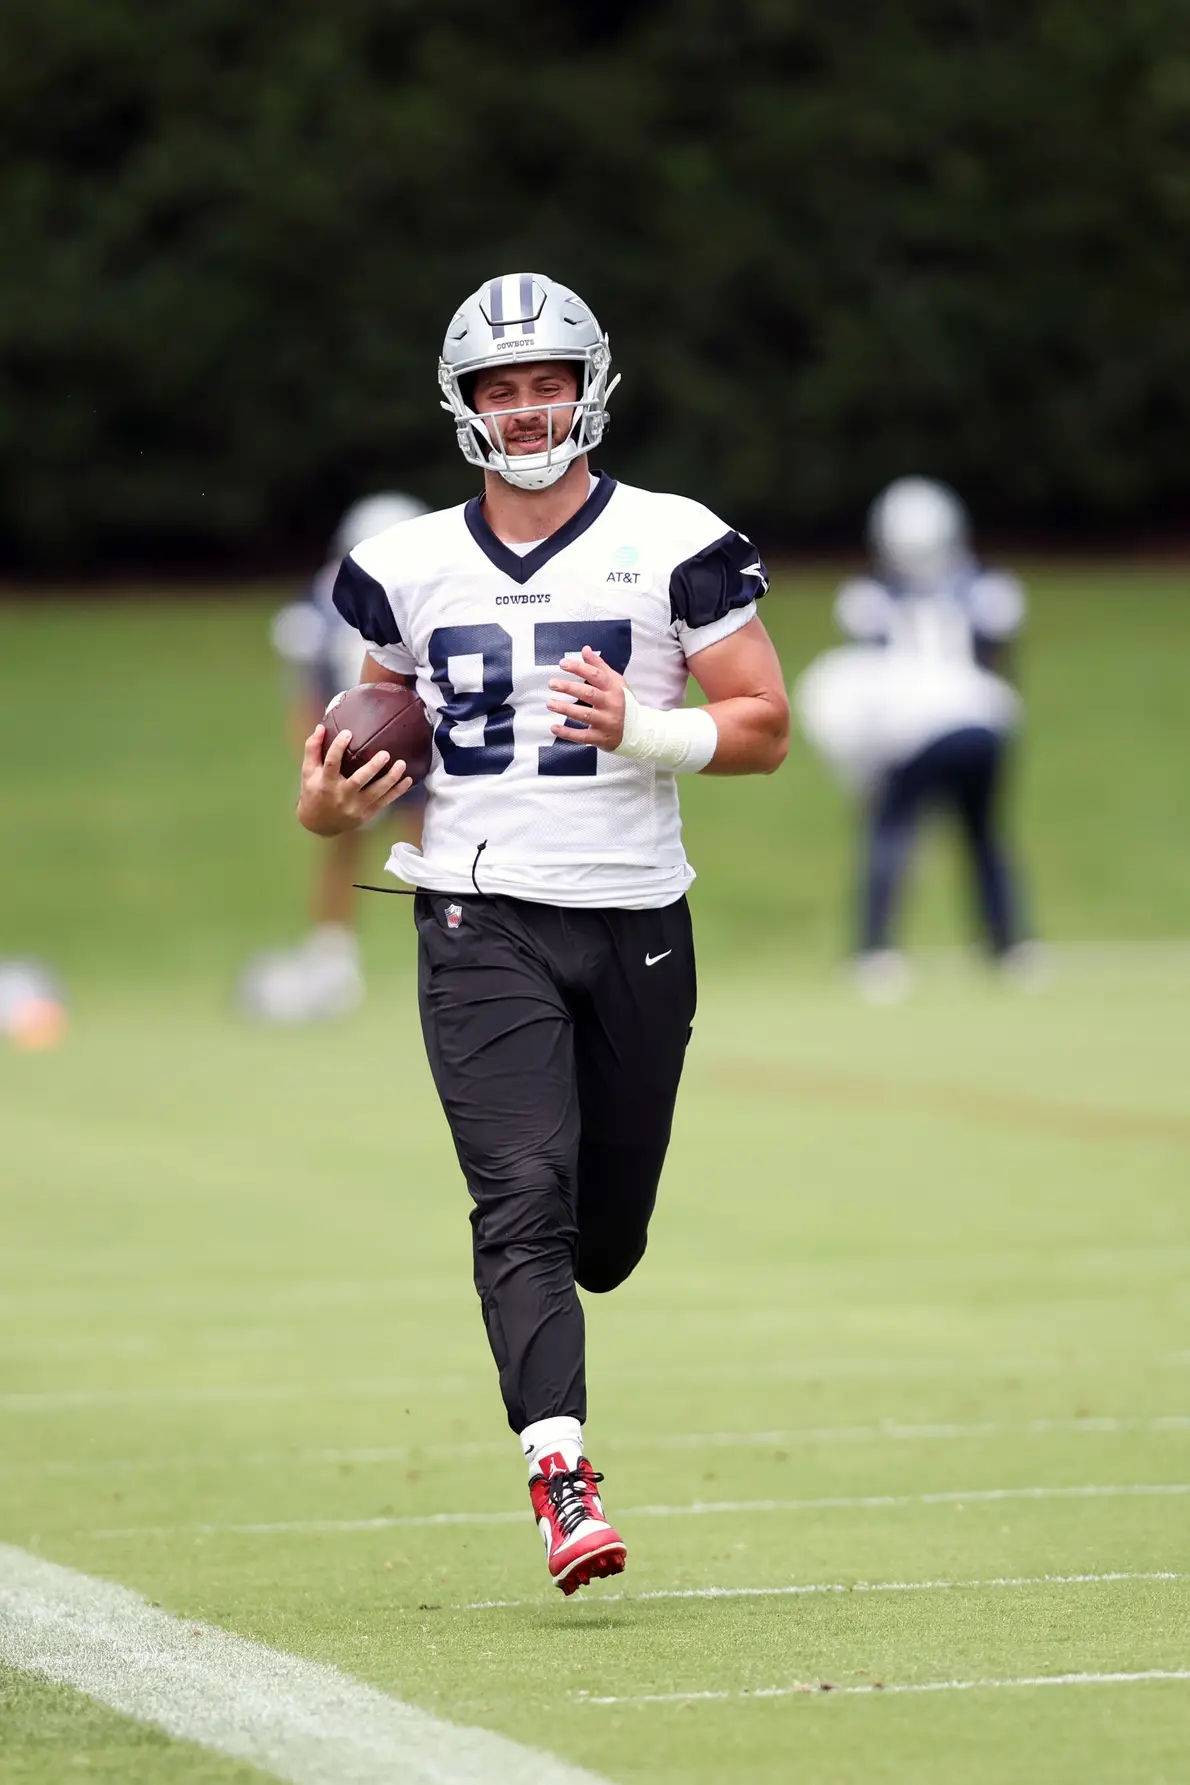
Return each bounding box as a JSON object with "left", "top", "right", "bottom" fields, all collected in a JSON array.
[
  {"left": 439, "top": 273, "right": 619, "bottom": 491},
  {"left": 332, "top": 490, "right": 427, "bottom": 559},
  {"left": 868, "top": 477, "right": 971, "bottom": 591}
]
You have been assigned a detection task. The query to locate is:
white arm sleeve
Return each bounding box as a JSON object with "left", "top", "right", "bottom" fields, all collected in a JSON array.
[
  {"left": 678, "top": 600, "right": 757, "bottom": 658},
  {"left": 366, "top": 641, "right": 417, "bottom": 677}
]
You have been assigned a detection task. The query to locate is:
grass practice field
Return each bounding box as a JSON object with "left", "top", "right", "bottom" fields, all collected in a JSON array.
[{"left": 2, "top": 572, "right": 1189, "bottom": 1782}]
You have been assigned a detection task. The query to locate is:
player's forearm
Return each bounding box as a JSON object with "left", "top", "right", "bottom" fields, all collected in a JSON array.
[
  {"left": 297, "top": 799, "right": 362, "bottom": 838},
  {"left": 682, "top": 616, "right": 788, "bottom": 774},
  {"left": 699, "top": 690, "right": 790, "bottom": 775}
]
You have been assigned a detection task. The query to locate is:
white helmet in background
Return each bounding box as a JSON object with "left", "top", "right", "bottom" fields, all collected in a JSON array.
[
  {"left": 332, "top": 491, "right": 427, "bottom": 559},
  {"left": 439, "top": 272, "right": 620, "bottom": 491},
  {"left": 868, "top": 477, "right": 971, "bottom": 591}
]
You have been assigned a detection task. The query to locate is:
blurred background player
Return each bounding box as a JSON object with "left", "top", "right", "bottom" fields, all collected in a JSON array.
[
  {"left": 237, "top": 492, "right": 427, "bottom": 1022},
  {"left": 797, "top": 476, "right": 1036, "bottom": 1000}
]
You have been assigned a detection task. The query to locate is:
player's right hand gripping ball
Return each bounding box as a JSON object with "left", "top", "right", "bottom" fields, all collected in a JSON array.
[{"left": 323, "top": 684, "right": 433, "bottom": 785}]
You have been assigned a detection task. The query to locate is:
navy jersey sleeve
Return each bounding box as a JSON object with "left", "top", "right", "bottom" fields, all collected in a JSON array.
[
  {"left": 669, "top": 529, "right": 769, "bottom": 629},
  {"left": 331, "top": 554, "right": 405, "bottom": 648}
]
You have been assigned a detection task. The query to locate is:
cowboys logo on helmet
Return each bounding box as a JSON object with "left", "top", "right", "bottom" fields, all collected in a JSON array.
[{"left": 439, "top": 273, "right": 620, "bottom": 492}]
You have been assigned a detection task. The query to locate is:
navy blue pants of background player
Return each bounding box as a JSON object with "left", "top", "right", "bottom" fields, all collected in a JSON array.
[
  {"left": 414, "top": 892, "right": 696, "bottom": 1433},
  {"left": 862, "top": 725, "right": 1024, "bottom": 956}
]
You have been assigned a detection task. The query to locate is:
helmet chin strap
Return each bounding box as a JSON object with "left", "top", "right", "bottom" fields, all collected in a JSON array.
[{"left": 493, "top": 450, "right": 579, "bottom": 492}]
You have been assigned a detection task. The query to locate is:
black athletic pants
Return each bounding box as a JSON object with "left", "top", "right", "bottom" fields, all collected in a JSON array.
[
  {"left": 861, "top": 725, "right": 1023, "bottom": 955},
  {"left": 415, "top": 892, "right": 697, "bottom": 1433}
]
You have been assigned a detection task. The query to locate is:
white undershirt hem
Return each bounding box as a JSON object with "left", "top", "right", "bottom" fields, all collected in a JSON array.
[{"left": 386, "top": 844, "right": 694, "bottom": 910}]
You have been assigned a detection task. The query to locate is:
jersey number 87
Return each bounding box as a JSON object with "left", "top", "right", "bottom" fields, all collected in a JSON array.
[{"left": 428, "top": 620, "right": 633, "bottom": 778}]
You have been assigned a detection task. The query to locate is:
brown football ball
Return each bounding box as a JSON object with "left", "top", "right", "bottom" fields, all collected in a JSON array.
[{"left": 322, "top": 682, "right": 434, "bottom": 786}]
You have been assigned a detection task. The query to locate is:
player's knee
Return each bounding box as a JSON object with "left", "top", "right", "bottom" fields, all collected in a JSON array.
[
  {"left": 575, "top": 1234, "right": 648, "bottom": 1295},
  {"left": 471, "top": 1171, "right": 575, "bottom": 1253},
  {"left": 572, "top": 1144, "right": 663, "bottom": 1293}
]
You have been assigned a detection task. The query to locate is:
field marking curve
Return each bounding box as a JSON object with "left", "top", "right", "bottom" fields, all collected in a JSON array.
[
  {"left": 579, "top": 1668, "right": 1190, "bottom": 1707},
  {"left": 90, "top": 1481, "right": 1190, "bottom": 1540},
  {"left": 0, "top": 1543, "right": 608, "bottom": 1785}
]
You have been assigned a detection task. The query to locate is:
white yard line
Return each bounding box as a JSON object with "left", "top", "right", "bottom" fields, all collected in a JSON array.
[
  {"left": 8, "top": 1412, "right": 1189, "bottom": 1481},
  {"left": 463, "top": 1569, "right": 1190, "bottom": 1611},
  {"left": 619, "top": 1482, "right": 1190, "bottom": 1517},
  {"left": 0, "top": 1543, "right": 607, "bottom": 1785},
  {"left": 610, "top": 1414, "right": 1190, "bottom": 1450},
  {"left": 581, "top": 1669, "right": 1190, "bottom": 1706},
  {"left": 91, "top": 1481, "right": 1190, "bottom": 1540},
  {"left": 95, "top": 1510, "right": 531, "bottom": 1537}
]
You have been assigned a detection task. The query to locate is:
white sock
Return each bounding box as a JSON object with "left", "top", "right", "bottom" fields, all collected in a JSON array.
[
  {"left": 520, "top": 1415, "right": 583, "bottom": 1481},
  {"left": 308, "top": 923, "right": 358, "bottom": 962}
]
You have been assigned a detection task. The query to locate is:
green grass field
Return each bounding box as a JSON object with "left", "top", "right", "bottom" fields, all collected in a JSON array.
[{"left": 2, "top": 572, "right": 1189, "bottom": 1782}]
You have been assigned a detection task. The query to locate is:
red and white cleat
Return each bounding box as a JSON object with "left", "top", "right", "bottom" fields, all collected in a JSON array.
[{"left": 529, "top": 1454, "right": 627, "bottom": 1596}]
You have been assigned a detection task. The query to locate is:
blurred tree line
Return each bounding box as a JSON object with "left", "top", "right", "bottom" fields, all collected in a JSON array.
[{"left": 2, "top": 0, "right": 1189, "bottom": 571}]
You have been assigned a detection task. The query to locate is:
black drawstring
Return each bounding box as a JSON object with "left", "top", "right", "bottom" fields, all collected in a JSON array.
[{"left": 353, "top": 839, "right": 489, "bottom": 901}]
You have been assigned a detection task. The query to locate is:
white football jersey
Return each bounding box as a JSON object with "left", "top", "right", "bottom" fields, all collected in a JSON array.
[
  {"left": 834, "top": 566, "right": 1025, "bottom": 661},
  {"left": 332, "top": 473, "right": 767, "bottom": 907}
]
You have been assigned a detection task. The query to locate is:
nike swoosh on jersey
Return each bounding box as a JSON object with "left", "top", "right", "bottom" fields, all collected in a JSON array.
[{"left": 644, "top": 951, "right": 672, "bottom": 966}]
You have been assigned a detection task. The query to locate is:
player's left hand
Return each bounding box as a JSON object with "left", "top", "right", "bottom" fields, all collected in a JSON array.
[{"left": 547, "top": 647, "right": 627, "bottom": 752}]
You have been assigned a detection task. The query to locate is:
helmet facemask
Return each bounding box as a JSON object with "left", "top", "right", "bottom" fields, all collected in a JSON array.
[{"left": 440, "top": 347, "right": 618, "bottom": 491}]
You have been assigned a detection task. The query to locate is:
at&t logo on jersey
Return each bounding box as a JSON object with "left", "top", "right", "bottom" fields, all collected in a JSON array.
[{"left": 607, "top": 544, "right": 641, "bottom": 585}]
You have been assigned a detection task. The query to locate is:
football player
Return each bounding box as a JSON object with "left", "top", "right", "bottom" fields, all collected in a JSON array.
[
  {"left": 799, "top": 476, "right": 1034, "bottom": 1000},
  {"left": 295, "top": 274, "right": 789, "bottom": 1593},
  {"left": 238, "top": 494, "right": 427, "bottom": 1022}
]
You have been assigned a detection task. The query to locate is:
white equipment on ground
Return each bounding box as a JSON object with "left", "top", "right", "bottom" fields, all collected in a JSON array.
[{"left": 0, "top": 961, "right": 68, "bottom": 1049}]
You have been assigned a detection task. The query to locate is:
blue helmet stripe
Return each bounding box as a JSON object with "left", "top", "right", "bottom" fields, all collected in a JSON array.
[
  {"left": 488, "top": 277, "right": 505, "bottom": 339},
  {"left": 519, "top": 273, "right": 536, "bottom": 333}
]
